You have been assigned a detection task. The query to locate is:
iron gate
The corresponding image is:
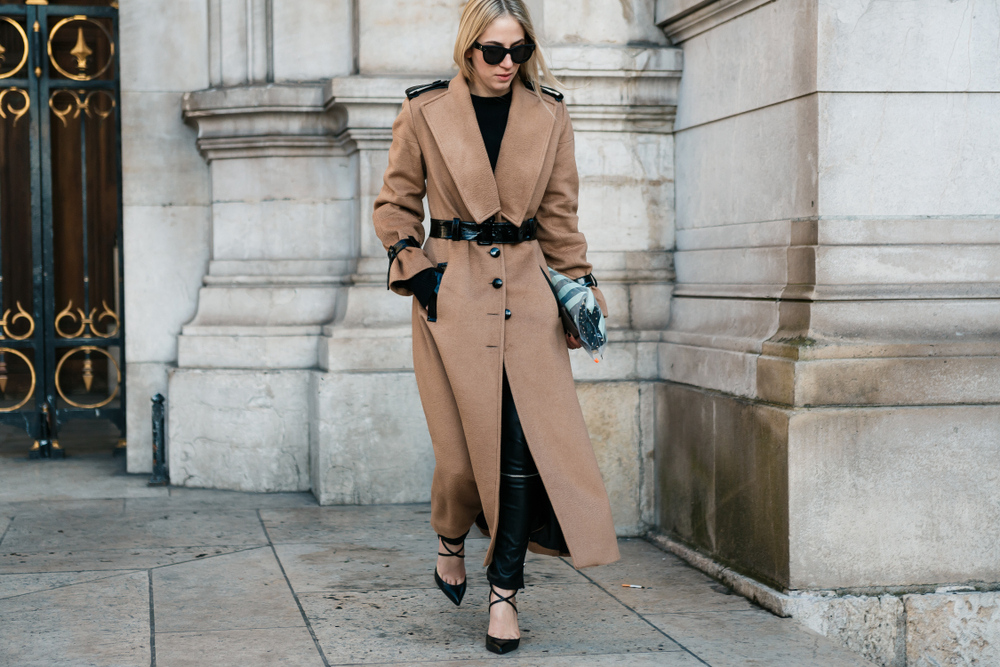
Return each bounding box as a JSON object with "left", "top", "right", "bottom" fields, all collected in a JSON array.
[{"left": 0, "top": 1, "right": 124, "bottom": 457}]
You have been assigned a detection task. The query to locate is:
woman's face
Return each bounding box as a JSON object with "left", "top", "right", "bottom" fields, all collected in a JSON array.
[{"left": 466, "top": 15, "right": 526, "bottom": 96}]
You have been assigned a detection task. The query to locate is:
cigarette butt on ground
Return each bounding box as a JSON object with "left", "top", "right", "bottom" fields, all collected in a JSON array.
[{"left": 622, "top": 584, "right": 644, "bottom": 589}]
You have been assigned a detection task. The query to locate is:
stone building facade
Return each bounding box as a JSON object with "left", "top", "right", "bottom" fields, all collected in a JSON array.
[{"left": 109, "top": 0, "right": 1000, "bottom": 664}]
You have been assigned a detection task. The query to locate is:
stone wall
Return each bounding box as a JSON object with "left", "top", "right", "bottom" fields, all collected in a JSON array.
[
  {"left": 121, "top": 0, "right": 212, "bottom": 472},
  {"left": 656, "top": 0, "right": 1000, "bottom": 664}
]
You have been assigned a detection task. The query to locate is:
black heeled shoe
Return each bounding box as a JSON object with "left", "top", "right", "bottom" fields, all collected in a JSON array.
[
  {"left": 485, "top": 584, "right": 520, "bottom": 654},
  {"left": 434, "top": 533, "right": 467, "bottom": 606}
]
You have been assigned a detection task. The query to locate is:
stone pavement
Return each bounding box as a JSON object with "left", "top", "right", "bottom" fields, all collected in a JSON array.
[{"left": 0, "top": 447, "right": 876, "bottom": 666}]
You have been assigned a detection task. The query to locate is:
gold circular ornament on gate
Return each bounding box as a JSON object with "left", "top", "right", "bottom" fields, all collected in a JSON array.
[
  {"left": 47, "top": 15, "right": 114, "bottom": 82},
  {"left": 55, "top": 345, "right": 120, "bottom": 409},
  {"left": 0, "top": 347, "right": 36, "bottom": 412},
  {"left": 0, "top": 17, "right": 30, "bottom": 80}
]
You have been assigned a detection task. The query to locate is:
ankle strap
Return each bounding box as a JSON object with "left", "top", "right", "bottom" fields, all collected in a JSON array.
[
  {"left": 438, "top": 531, "right": 468, "bottom": 546},
  {"left": 489, "top": 585, "right": 518, "bottom": 614},
  {"left": 438, "top": 532, "right": 467, "bottom": 558}
]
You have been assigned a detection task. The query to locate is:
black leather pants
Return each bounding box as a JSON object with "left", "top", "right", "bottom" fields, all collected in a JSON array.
[{"left": 486, "top": 369, "right": 543, "bottom": 591}]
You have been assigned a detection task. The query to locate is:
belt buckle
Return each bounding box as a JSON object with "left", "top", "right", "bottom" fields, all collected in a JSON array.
[{"left": 477, "top": 221, "right": 494, "bottom": 245}]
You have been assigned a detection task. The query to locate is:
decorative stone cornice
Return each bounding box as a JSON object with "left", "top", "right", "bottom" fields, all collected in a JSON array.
[
  {"left": 548, "top": 45, "right": 681, "bottom": 133},
  {"left": 656, "top": 0, "right": 773, "bottom": 44},
  {"left": 182, "top": 83, "right": 347, "bottom": 160}
]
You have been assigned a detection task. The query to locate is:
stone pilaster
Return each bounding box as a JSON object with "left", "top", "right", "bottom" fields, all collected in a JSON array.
[{"left": 656, "top": 1, "right": 1000, "bottom": 664}]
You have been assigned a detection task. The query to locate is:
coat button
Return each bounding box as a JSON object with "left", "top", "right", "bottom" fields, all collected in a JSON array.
[
  {"left": 490, "top": 248, "right": 500, "bottom": 258},
  {"left": 492, "top": 278, "right": 503, "bottom": 289},
  {"left": 505, "top": 309, "right": 511, "bottom": 319}
]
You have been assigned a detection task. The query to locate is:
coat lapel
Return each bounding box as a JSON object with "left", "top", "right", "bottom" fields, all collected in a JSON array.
[
  {"left": 421, "top": 75, "right": 501, "bottom": 223},
  {"left": 494, "top": 81, "right": 556, "bottom": 225}
]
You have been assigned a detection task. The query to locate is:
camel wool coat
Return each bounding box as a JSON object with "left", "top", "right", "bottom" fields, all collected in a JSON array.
[{"left": 373, "top": 74, "right": 620, "bottom": 570}]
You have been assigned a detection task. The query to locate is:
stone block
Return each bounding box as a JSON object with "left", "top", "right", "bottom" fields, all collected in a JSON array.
[
  {"left": 211, "top": 200, "right": 357, "bottom": 261},
  {"left": 123, "top": 205, "right": 210, "bottom": 363},
  {"left": 575, "top": 131, "right": 675, "bottom": 252},
  {"left": 788, "top": 406, "right": 1000, "bottom": 589},
  {"left": 358, "top": 0, "right": 463, "bottom": 75},
  {"left": 808, "top": 298, "right": 1000, "bottom": 342},
  {"left": 817, "top": 0, "right": 1000, "bottom": 93},
  {"left": 177, "top": 330, "right": 321, "bottom": 369},
  {"left": 675, "top": 94, "right": 818, "bottom": 230},
  {"left": 657, "top": 383, "right": 791, "bottom": 589},
  {"left": 182, "top": 286, "right": 341, "bottom": 328},
  {"left": 272, "top": 0, "right": 353, "bottom": 81},
  {"left": 674, "top": 246, "right": 790, "bottom": 287},
  {"left": 787, "top": 593, "right": 905, "bottom": 667},
  {"left": 125, "top": 361, "right": 169, "bottom": 474},
  {"left": 818, "top": 93, "right": 1000, "bottom": 217},
  {"left": 576, "top": 382, "right": 647, "bottom": 535},
  {"left": 660, "top": 340, "right": 759, "bottom": 398},
  {"left": 787, "top": 355, "right": 1000, "bottom": 407},
  {"left": 629, "top": 283, "right": 673, "bottom": 331},
  {"left": 120, "top": 0, "right": 209, "bottom": 93},
  {"left": 210, "top": 155, "right": 356, "bottom": 203},
  {"left": 309, "top": 370, "right": 434, "bottom": 505},
  {"left": 121, "top": 92, "right": 210, "bottom": 207},
  {"left": 904, "top": 591, "right": 1000, "bottom": 667},
  {"left": 167, "top": 369, "right": 311, "bottom": 492},
  {"left": 673, "top": 0, "right": 817, "bottom": 130},
  {"left": 543, "top": 0, "right": 668, "bottom": 47}
]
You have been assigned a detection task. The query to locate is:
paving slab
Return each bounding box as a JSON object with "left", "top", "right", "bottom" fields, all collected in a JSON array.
[
  {"left": 275, "top": 539, "right": 580, "bottom": 594},
  {"left": 153, "top": 546, "right": 304, "bottom": 633},
  {"left": 0, "top": 545, "right": 252, "bottom": 574},
  {"left": 1, "top": 508, "right": 268, "bottom": 551},
  {"left": 0, "top": 456, "right": 168, "bottom": 502},
  {"left": 156, "top": 627, "right": 323, "bottom": 667},
  {"left": 0, "top": 498, "right": 125, "bottom": 519},
  {"left": 300, "top": 583, "right": 683, "bottom": 664},
  {"left": 127, "top": 489, "right": 318, "bottom": 512},
  {"left": 374, "top": 655, "right": 706, "bottom": 666},
  {"left": 0, "top": 569, "right": 143, "bottom": 599},
  {"left": 646, "top": 610, "right": 877, "bottom": 667},
  {"left": 0, "top": 570, "right": 150, "bottom": 666},
  {"left": 582, "top": 538, "right": 754, "bottom": 614},
  {"left": 261, "top": 505, "right": 434, "bottom": 544}
]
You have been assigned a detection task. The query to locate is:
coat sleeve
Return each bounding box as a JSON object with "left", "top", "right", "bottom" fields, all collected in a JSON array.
[
  {"left": 534, "top": 104, "right": 608, "bottom": 315},
  {"left": 373, "top": 98, "right": 435, "bottom": 296}
]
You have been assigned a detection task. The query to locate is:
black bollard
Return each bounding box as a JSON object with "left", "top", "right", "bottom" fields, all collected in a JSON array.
[{"left": 148, "top": 394, "right": 169, "bottom": 486}]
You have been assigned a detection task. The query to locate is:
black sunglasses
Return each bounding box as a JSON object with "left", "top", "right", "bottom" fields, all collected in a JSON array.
[{"left": 472, "top": 41, "right": 536, "bottom": 65}]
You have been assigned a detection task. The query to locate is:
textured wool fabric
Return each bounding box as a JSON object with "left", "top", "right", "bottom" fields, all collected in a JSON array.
[{"left": 373, "top": 74, "right": 619, "bottom": 570}]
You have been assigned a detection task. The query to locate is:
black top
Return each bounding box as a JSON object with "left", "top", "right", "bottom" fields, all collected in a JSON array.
[{"left": 470, "top": 90, "right": 513, "bottom": 171}]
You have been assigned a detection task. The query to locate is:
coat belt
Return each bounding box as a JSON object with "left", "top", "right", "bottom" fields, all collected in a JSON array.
[{"left": 430, "top": 218, "right": 538, "bottom": 245}]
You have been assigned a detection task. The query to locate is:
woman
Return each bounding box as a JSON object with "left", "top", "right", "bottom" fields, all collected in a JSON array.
[{"left": 373, "top": 0, "right": 619, "bottom": 654}]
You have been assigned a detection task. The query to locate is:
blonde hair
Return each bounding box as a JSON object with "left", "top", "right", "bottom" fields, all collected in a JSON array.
[{"left": 453, "top": 0, "right": 561, "bottom": 102}]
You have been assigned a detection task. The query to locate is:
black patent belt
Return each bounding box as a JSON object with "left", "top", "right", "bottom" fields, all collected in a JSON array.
[{"left": 430, "top": 218, "right": 538, "bottom": 245}]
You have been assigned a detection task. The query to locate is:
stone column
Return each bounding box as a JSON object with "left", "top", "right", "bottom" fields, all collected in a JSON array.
[
  {"left": 310, "top": 76, "right": 438, "bottom": 505},
  {"left": 656, "top": 1, "right": 1000, "bottom": 664},
  {"left": 167, "top": 1, "right": 354, "bottom": 492}
]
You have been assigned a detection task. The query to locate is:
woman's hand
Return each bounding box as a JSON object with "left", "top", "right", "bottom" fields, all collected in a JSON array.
[{"left": 565, "top": 333, "right": 582, "bottom": 349}]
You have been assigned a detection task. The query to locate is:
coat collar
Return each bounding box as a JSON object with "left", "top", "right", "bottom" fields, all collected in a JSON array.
[{"left": 421, "top": 74, "right": 556, "bottom": 225}]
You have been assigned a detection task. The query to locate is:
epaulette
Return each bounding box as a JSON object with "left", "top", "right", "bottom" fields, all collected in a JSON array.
[
  {"left": 523, "top": 80, "right": 564, "bottom": 102},
  {"left": 406, "top": 80, "right": 449, "bottom": 100},
  {"left": 540, "top": 85, "right": 564, "bottom": 101}
]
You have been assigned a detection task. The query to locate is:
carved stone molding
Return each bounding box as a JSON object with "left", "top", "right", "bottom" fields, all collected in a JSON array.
[
  {"left": 655, "top": 0, "right": 773, "bottom": 44},
  {"left": 182, "top": 84, "right": 346, "bottom": 161}
]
